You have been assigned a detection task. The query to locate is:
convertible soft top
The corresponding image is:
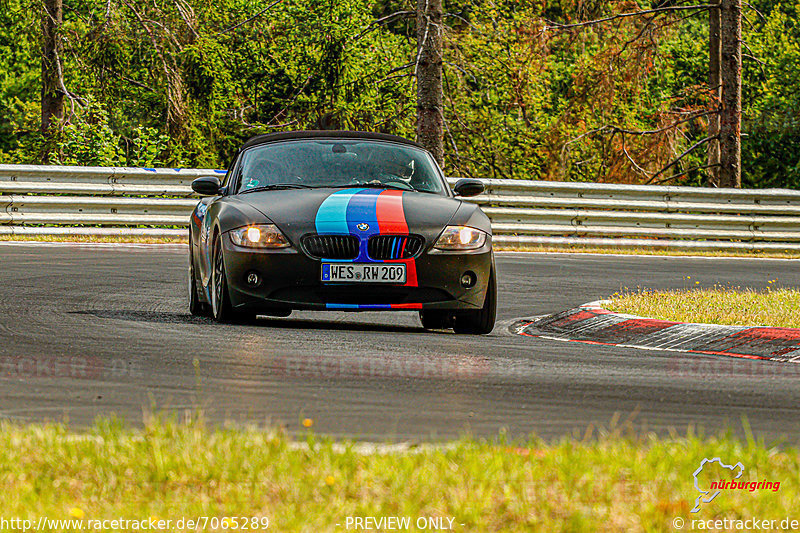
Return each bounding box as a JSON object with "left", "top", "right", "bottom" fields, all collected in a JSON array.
[{"left": 241, "top": 130, "right": 425, "bottom": 151}]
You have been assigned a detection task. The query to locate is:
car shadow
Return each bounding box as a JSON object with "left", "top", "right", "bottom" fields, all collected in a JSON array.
[
  {"left": 71, "top": 310, "right": 448, "bottom": 334},
  {"left": 251, "top": 316, "right": 437, "bottom": 334}
]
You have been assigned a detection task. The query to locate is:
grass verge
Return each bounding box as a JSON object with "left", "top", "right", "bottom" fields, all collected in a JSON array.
[
  {"left": 608, "top": 287, "right": 800, "bottom": 328},
  {"left": 0, "top": 234, "right": 187, "bottom": 244},
  {"left": 1, "top": 418, "right": 797, "bottom": 531},
  {"left": 497, "top": 244, "right": 800, "bottom": 259}
]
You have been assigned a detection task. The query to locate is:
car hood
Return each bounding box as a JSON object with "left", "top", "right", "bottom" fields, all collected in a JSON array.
[{"left": 234, "top": 188, "right": 462, "bottom": 241}]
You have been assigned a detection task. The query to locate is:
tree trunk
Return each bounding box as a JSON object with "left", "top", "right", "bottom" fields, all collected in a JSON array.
[
  {"left": 719, "top": 0, "right": 742, "bottom": 188},
  {"left": 416, "top": 0, "right": 444, "bottom": 167},
  {"left": 707, "top": 1, "right": 721, "bottom": 187},
  {"left": 41, "top": 0, "right": 64, "bottom": 160}
]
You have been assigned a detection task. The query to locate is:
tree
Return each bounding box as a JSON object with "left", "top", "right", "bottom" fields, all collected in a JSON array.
[
  {"left": 41, "top": 0, "right": 63, "bottom": 161},
  {"left": 707, "top": 0, "right": 722, "bottom": 186},
  {"left": 719, "top": 0, "right": 742, "bottom": 188},
  {"left": 2, "top": 0, "right": 771, "bottom": 185},
  {"left": 416, "top": 0, "right": 444, "bottom": 166},
  {"left": 535, "top": 1, "right": 743, "bottom": 187}
]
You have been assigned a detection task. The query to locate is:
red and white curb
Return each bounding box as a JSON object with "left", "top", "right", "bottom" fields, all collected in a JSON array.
[{"left": 513, "top": 301, "right": 800, "bottom": 363}]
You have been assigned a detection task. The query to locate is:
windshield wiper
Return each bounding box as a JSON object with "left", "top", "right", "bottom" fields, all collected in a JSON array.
[
  {"left": 333, "top": 182, "right": 415, "bottom": 192},
  {"left": 239, "top": 183, "right": 313, "bottom": 194}
]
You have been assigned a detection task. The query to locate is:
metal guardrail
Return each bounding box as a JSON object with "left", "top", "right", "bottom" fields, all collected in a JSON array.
[{"left": 2, "top": 164, "right": 800, "bottom": 251}]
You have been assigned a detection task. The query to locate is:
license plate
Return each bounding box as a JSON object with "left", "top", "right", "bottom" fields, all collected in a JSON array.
[{"left": 322, "top": 263, "right": 407, "bottom": 284}]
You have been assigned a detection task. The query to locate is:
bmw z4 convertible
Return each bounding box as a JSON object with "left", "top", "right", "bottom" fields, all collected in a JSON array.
[{"left": 188, "top": 131, "right": 496, "bottom": 334}]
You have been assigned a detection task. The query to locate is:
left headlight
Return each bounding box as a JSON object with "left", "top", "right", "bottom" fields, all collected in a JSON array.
[
  {"left": 229, "top": 224, "right": 291, "bottom": 248},
  {"left": 434, "top": 226, "right": 488, "bottom": 251}
]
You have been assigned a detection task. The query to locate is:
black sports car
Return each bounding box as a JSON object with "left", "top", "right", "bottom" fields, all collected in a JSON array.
[{"left": 188, "top": 131, "right": 496, "bottom": 334}]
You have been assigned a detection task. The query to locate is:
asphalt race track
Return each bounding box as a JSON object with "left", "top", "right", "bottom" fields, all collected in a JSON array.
[{"left": 1, "top": 242, "right": 799, "bottom": 443}]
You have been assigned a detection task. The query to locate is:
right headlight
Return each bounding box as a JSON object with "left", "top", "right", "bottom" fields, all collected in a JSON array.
[
  {"left": 228, "top": 224, "right": 291, "bottom": 248},
  {"left": 433, "top": 226, "right": 488, "bottom": 251}
]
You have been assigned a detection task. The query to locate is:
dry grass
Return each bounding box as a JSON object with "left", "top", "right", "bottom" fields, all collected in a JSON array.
[
  {"left": 0, "top": 234, "right": 187, "bottom": 244},
  {"left": 608, "top": 286, "right": 800, "bottom": 328},
  {"left": 495, "top": 243, "right": 800, "bottom": 259}
]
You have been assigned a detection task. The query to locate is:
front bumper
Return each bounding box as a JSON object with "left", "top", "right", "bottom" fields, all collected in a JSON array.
[{"left": 220, "top": 234, "right": 493, "bottom": 312}]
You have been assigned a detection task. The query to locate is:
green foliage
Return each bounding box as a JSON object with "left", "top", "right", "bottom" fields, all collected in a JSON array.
[
  {"left": 5, "top": 98, "right": 170, "bottom": 167},
  {"left": 0, "top": 0, "right": 798, "bottom": 187},
  {"left": 0, "top": 0, "right": 41, "bottom": 162},
  {"left": 56, "top": 101, "right": 125, "bottom": 166},
  {"left": 127, "top": 126, "right": 171, "bottom": 168},
  {"left": 741, "top": 1, "right": 800, "bottom": 189}
]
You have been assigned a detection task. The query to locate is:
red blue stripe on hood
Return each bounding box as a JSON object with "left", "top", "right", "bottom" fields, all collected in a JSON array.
[{"left": 314, "top": 188, "right": 421, "bottom": 309}]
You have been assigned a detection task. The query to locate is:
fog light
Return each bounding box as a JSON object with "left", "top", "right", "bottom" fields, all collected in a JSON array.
[
  {"left": 246, "top": 271, "right": 261, "bottom": 287},
  {"left": 460, "top": 271, "right": 477, "bottom": 288}
]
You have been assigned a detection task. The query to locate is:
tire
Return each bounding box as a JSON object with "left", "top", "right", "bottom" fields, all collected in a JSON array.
[
  {"left": 211, "top": 234, "right": 249, "bottom": 323},
  {"left": 419, "top": 310, "right": 454, "bottom": 330},
  {"left": 188, "top": 235, "right": 210, "bottom": 317},
  {"left": 454, "top": 267, "right": 497, "bottom": 335}
]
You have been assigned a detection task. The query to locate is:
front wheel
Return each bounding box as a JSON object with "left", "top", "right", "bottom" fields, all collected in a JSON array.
[
  {"left": 454, "top": 267, "right": 497, "bottom": 335},
  {"left": 211, "top": 235, "right": 249, "bottom": 323},
  {"left": 188, "top": 235, "right": 210, "bottom": 317}
]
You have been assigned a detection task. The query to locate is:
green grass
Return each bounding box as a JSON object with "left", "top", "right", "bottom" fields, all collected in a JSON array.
[
  {"left": 608, "top": 286, "right": 800, "bottom": 328},
  {"left": 1, "top": 418, "right": 798, "bottom": 531}
]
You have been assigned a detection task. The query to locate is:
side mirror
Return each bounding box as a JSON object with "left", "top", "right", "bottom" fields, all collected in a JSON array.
[
  {"left": 191, "top": 176, "right": 221, "bottom": 196},
  {"left": 453, "top": 178, "right": 485, "bottom": 198}
]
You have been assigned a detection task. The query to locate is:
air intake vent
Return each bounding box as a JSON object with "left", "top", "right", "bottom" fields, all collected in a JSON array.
[
  {"left": 368, "top": 235, "right": 424, "bottom": 260},
  {"left": 302, "top": 235, "right": 360, "bottom": 260}
]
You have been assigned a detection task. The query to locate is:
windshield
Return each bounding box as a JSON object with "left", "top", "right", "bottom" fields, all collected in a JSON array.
[{"left": 234, "top": 139, "right": 447, "bottom": 195}]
